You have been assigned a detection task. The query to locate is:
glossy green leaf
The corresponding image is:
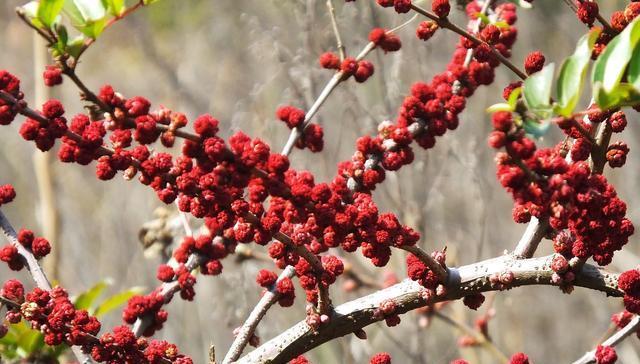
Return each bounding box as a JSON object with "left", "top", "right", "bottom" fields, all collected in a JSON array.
[
  {"left": 74, "top": 280, "right": 109, "bottom": 310},
  {"left": 523, "top": 62, "right": 555, "bottom": 115},
  {"left": 94, "top": 286, "right": 144, "bottom": 317},
  {"left": 592, "top": 17, "right": 640, "bottom": 94},
  {"left": 556, "top": 28, "right": 601, "bottom": 117},
  {"left": 628, "top": 42, "right": 640, "bottom": 90},
  {"left": 37, "top": 0, "right": 65, "bottom": 28}
]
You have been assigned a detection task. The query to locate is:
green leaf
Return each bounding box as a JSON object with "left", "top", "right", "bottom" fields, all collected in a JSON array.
[
  {"left": 74, "top": 280, "right": 109, "bottom": 310},
  {"left": 94, "top": 286, "right": 145, "bottom": 317},
  {"left": 143, "top": 0, "right": 161, "bottom": 4},
  {"left": 20, "top": 1, "right": 40, "bottom": 19},
  {"left": 627, "top": 42, "right": 640, "bottom": 90},
  {"left": 556, "top": 28, "right": 601, "bottom": 117},
  {"left": 104, "top": 0, "right": 126, "bottom": 16},
  {"left": 78, "top": 18, "right": 108, "bottom": 39},
  {"left": 475, "top": 12, "right": 490, "bottom": 25},
  {"left": 518, "top": 0, "right": 533, "bottom": 8},
  {"left": 73, "top": 0, "right": 106, "bottom": 21},
  {"left": 523, "top": 62, "right": 555, "bottom": 116},
  {"left": 523, "top": 118, "right": 551, "bottom": 138},
  {"left": 493, "top": 20, "right": 510, "bottom": 29},
  {"left": 507, "top": 87, "right": 522, "bottom": 109},
  {"left": 592, "top": 17, "right": 640, "bottom": 94},
  {"left": 16, "top": 324, "right": 44, "bottom": 353},
  {"left": 594, "top": 82, "right": 640, "bottom": 109},
  {"left": 63, "top": 0, "right": 86, "bottom": 25},
  {"left": 65, "top": 35, "right": 87, "bottom": 58},
  {"left": 486, "top": 103, "right": 512, "bottom": 113},
  {"left": 37, "top": 0, "right": 65, "bottom": 28}
]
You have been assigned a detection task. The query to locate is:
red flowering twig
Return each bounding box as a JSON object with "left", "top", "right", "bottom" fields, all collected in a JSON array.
[
  {"left": 408, "top": 3, "right": 527, "bottom": 80},
  {"left": 222, "top": 266, "right": 296, "bottom": 363},
  {"left": 281, "top": 16, "right": 418, "bottom": 156},
  {"left": 0, "top": 210, "right": 95, "bottom": 364},
  {"left": 0, "top": 295, "right": 173, "bottom": 364},
  {"left": 572, "top": 315, "right": 640, "bottom": 364}
]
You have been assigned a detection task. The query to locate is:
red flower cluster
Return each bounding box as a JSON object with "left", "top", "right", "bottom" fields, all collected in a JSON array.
[
  {"left": 509, "top": 353, "right": 530, "bottom": 364},
  {"left": 489, "top": 110, "right": 633, "bottom": 265},
  {"left": 2, "top": 284, "right": 101, "bottom": 346},
  {"left": 370, "top": 352, "right": 392, "bottom": 364},
  {"left": 92, "top": 325, "right": 192, "bottom": 363},
  {"left": 416, "top": 21, "right": 439, "bottom": 41},
  {"left": 43, "top": 65, "right": 63, "bottom": 87},
  {"left": 431, "top": 0, "right": 451, "bottom": 18},
  {"left": 318, "top": 53, "right": 375, "bottom": 83},
  {"left": 0, "top": 70, "right": 21, "bottom": 125},
  {"left": 368, "top": 28, "right": 402, "bottom": 52},
  {"left": 17, "top": 228, "right": 51, "bottom": 258},
  {"left": 594, "top": 345, "right": 617, "bottom": 364},
  {"left": 376, "top": 0, "right": 411, "bottom": 14},
  {"left": 122, "top": 292, "right": 168, "bottom": 337},
  {"left": 523, "top": 51, "right": 545, "bottom": 75},
  {"left": 19, "top": 99, "right": 68, "bottom": 151},
  {"left": 319, "top": 52, "right": 341, "bottom": 69},
  {"left": 406, "top": 253, "right": 443, "bottom": 290},
  {"left": 0, "top": 184, "right": 16, "bottom": 206},
  {"left": 618, "top": 269, "right": 640, "bottom": 314}
]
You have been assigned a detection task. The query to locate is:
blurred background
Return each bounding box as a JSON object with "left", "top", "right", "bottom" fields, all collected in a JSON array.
[{"left": 0, "top": 0, "right": 639, "bottom": 362}]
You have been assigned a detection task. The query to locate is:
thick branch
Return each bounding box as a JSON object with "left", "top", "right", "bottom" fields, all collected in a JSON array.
[{"left": 236, "top": 254, "right": 622, "bottom": 363}]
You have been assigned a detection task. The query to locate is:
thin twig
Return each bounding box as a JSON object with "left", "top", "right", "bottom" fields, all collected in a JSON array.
[
  {"left": 281, "top": 16, "right": 418, "bottom": 156},
  {"left": 409, "top": 3, "right": 527, "bottom": 80},
  {"left": 222, "top": 266, "right": 296, "bottom": 363},
  {"left": 433, "top": 311, "right": 509, "bottom": 363},
  {"left": 326, "top": 0, "right": 346, "bottom": 61}
]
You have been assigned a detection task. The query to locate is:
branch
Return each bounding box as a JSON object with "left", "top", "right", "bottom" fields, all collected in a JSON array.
[
  {"left": 0, "top": 210, "right": 94, "bottom": 364},
  {"left": 236, "top": 254, "right": 622, "bottom": 363},
  {"left": 281, "top": 16, "right": 417, "bottom": 156},
  {"left": 326, "top": 0, "right": 345, "bottom": 61},
  {"left": 572, "top": 315, "right": 640, "bottom": 364}
]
